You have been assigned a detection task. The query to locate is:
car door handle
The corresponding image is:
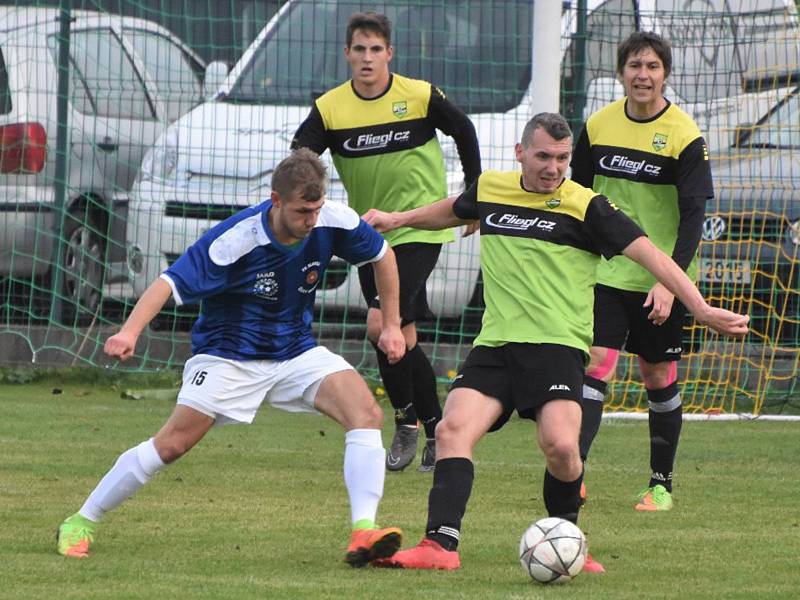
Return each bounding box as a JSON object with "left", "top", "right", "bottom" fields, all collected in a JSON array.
[{"left": 97, "top": 137, "right": 118, "bottom": 153}]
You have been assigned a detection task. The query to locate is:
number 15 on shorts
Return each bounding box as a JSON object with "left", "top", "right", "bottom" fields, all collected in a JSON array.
[{"left": 190, "top": 370, "right": 208, "bottom": 385}]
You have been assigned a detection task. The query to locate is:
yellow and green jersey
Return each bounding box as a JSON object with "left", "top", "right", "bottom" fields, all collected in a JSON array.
[
  {"left": 571, "top": 98, "right": 713, "bottom": 292},
  {"left": 292, "top": 73, "right": 481, "bottom": 246},
  {"left": 453, "top": 171, "right": 644, "bottom": 355}
]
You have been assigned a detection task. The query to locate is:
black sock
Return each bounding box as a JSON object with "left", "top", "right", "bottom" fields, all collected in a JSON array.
[
  {"left": 647, "top": 381, "right": 682, "bottom": 493},
  {"left": 543, "top": 468, "right": 583, "bottom": 525},
  {"left": 372, "top": 342, "right": 417, "bottom": 426},
  {"left": 408, "top": 344, "right": 442, "bottom": 439},
  {"left": 426, "top": 457, "right": 474, "bottom": 551},
  {"left": 579, "top": 376, "right": 607, "bottom": 462}
]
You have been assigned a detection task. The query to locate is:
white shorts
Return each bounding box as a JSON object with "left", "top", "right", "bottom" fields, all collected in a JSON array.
[{"left": 176, "top": 346, "right": 354, "bottom": 425}]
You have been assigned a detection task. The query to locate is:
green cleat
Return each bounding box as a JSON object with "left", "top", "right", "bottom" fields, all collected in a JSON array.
[
  {"left": 57, "top": 513, "right": 97, "bottom": 558},
  {"left": 635, "top": 484, "right": 674, "bottom": 511}
]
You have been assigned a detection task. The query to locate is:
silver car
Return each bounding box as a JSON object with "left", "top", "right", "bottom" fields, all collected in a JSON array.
[{"left": 0, "top": 8, "right": 209, "bottom": 322}]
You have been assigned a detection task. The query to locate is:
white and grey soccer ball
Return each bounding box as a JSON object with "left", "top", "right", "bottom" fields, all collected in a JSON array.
[{"left": 519, "top": 517, "right": 587, "bottom": 584}]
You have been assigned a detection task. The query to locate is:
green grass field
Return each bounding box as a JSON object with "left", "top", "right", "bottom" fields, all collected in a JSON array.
[{"left": 2, "top": 382, "right": 798, "bottom": 599}]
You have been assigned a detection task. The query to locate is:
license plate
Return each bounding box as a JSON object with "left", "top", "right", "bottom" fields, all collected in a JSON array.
[{"left": 699, "top": 258, "right": 752, "bottom": 283}]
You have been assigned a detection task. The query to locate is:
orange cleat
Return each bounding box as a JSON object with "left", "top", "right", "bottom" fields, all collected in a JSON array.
[
  {"left": 56, "top": 513, "right": 96, "bottom": 558},
  {"left": 583, "top": 552, "right": 606, "bottom": 574},
  {"left": 635, "top": 485, "right": 674, "bottom": 511},
  {"left": 345, "top": 527, "right": 402, "bottom": 567},
  {"left": 373, "top": 538, "right": 460, "bottom": 570}
]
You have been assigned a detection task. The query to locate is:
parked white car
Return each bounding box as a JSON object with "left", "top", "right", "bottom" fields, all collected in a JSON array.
[{"left": 0, "top": 8, "right": 219, "bottom": 321}]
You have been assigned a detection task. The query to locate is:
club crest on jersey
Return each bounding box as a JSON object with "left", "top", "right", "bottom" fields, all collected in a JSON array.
[
  {"left": 652, "top": 132, "right": 668, "bottom": 151},
  {"left": 253, "top": 272, "right": 278, "bottom": 301},
  {"left": 545, "top": 198, "right": 561, "bottom": 209},
  {"left": 299, "top": 261, "right": 322, "bottom": 294},
  {"left": 392, "top": 101, "right": 408, "bottom": 119}
]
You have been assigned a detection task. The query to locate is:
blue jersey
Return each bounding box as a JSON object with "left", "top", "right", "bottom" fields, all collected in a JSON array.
[{"left": 162, "top": 200, "right": 386, "bottom": 361}]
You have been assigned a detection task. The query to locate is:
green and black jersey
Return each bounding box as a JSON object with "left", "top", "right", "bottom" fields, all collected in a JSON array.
[
  {"left": 453, "top": 170, "right": 644, "bottom": 355},
  {"left": 292, "top": 73, "right": 481, "bottom": 246},
  {"left": 571, "top": 97, "right": 713, "bottom": 292}
]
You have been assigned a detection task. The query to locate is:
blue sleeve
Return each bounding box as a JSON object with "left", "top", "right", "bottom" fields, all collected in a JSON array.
[
  {"left": 333, "top": 219, "right": 387, "bottom": 266},
  {"left": 163, "top": 236, "right": 230, "bottom": 305}
]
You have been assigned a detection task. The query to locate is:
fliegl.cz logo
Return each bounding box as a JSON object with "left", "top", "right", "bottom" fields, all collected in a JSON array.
[
  {"left": 343, "top": 130, "right": 411, "bottom": 152},
  {"left": 599, "top": 154, "right": 662, "bottom": 177},
  {"left": 485, "top": 212, "right": 556, "bottom": 232}
]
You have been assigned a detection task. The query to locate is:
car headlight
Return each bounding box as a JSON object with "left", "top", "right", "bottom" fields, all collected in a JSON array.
[
  {"left": 789, "top": 219, "right": 800, "bottom": 245},
  {"left": 136, "top": 126, "right": 179, "bottom": 184}
]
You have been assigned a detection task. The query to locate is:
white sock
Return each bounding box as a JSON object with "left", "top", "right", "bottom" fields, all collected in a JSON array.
[
  {"left": 343, "top": 428, "right": 385, "bottom": 526},
  {"left": 79, "top": 439, "right": 165, "bottom": 522}
]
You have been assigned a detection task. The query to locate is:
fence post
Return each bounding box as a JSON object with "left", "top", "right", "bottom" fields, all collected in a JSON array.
[{"left": 49, "top": 0, "right": 71, "bottom": 323}]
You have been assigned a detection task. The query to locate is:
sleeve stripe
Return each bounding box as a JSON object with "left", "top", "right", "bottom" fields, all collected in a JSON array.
[
  {"left": 352, "top": 239, "right": 388, "bottom": 267},
  {"left": 159, "top": 273, "right": 183, "bottom": 306}
]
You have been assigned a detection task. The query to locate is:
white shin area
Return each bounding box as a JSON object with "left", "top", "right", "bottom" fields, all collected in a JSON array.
[
  {"left": 78, "top": 438, "right": 165, "bottom": 523},
  {"left": 343, "top": 428, "right": 385, "bottom": 526}
]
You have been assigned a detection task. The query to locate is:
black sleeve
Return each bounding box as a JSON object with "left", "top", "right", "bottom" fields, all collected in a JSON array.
[
  {"left": 290, "top": 104, "right": 329, "bottom": 154},
  {"left": 569, "top": 126, "right": 595, "bottom": 188},
  {"left": 584, "top": 194, "right": 646, "bottom": 259},
  {"left": 671, "top": 136, "right": 713, "bottom": 270},
  {"left": 452, "top": 178, "right": 479, "bottom": 220},
  {"left": 426, "top": 85, "right": 482, "bottom": 186}
]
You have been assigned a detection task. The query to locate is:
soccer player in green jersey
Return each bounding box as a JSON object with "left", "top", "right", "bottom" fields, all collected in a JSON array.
[
  {"left": 292, "top": 12, "right": 481, "bottom": 473},
  {"left": 570, "top": 32, "right": 712, "bottom": 511},
  {"left": 362, "top": 113, "right": 748, "bottom": 572}
]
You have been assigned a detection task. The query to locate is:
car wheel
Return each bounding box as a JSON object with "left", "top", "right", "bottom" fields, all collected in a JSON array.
[{"left": 59, "top": 204, "right": 105, "bottom": 325}]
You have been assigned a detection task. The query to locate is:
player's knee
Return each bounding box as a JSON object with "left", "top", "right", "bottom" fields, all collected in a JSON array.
[
  {"left": 541, "top": 437, "right": 578, "bottom": 469},
  {"left": 434, "top": 416, "right": 462, "bottom": 447},
  {"left": 366, "top": 324, "right": 382, "bottom": 344},
  {"left": 639, "top": 358, "right": 676, "bottom": 389},
  {"left": 586, "top": 347, "right": 618, "bottom": 381},
  {"left": 154, "top": 436, "right": 191, "bottom": 464},
  {"left": 347, "top": 398, "right": 383, "bottom": 429},
  {"left": 366, "top": 310, "right": 383, "bottom": 343}
]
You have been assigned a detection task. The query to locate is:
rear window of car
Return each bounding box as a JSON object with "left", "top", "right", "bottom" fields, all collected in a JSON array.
[{"left": 0, "top": 48, "right": 11, "bottom": 114}]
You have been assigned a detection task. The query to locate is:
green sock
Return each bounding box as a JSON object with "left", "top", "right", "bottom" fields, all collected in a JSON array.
[{"left": 353, "top": 518, "right": 376, "bottom": 530}]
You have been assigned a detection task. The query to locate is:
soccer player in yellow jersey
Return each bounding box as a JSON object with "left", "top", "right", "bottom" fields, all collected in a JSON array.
[
  {"left": 570, "top": 32, "right": 713, "bottom": 511},
  {"left": 362, "top": 113, "right": 746, "bottom": 572},
  {"left": 292, "top": 12, "right": 481, "bottom": 473}
]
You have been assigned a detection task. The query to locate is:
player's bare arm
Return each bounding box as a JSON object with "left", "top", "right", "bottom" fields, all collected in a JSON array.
[
  {"left": 622, "top": 236, "right": 749, "bottom": 336},
  {"left": 104, "top": 278, "right": 173, "bottom": 361},
  {"left": 363, "top": 196, "right": 472, "bottom": 233},
  {"left": 370, "top": 246, "right": 405, "bottom": 364}
]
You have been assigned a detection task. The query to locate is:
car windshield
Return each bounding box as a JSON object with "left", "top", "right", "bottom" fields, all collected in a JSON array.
[
  {"left": 747, "top": 87, "right": 800, "bottom": 149},
  {"left": 226, "top": 0, "right": 532, "bottom": 114}
]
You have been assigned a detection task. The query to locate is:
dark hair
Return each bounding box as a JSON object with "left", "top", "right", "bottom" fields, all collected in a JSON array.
[
  {"left": 271, "top": 148, "right": 327, "bottom": 202},
  {"left": 521, "top": 113, "right": 573, "bottom": 147},
  {"left": 616, "top": 31, "right": 672, "bottom": 78},
  {"left": 346, "top": 12, "right": 392, "bottom": 47}
]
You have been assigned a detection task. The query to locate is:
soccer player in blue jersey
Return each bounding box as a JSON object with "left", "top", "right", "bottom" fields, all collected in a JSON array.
[{"left": 57, "top": 149, "right": 407, "bottom": 566}]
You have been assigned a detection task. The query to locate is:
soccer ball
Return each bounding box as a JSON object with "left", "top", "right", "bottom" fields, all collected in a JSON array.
[{"left": 519, "top": 517, "right": 587, "bottom": 584}]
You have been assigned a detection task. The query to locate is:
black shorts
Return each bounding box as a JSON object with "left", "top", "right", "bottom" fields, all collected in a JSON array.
[
  {"left": 450, "top": 343, "right": 584, "bottom": 432},
  {"left": 592, "top": 283, "right": 687, "bottom": 363},
  {"left": 357, "top": 242, "right": 441, "bottom": 326}
]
